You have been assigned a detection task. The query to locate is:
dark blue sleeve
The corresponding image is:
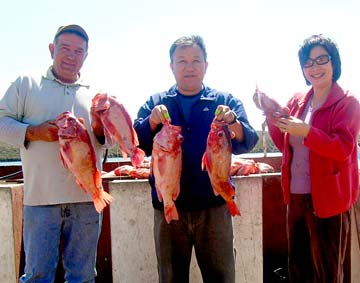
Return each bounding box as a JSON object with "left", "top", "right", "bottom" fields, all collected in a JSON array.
[
  {"left": 227, "top": 94, "right": 259, "bottom": 154},
  {"left": 133, "top": 93, "right": 163, "bottom": 156}
]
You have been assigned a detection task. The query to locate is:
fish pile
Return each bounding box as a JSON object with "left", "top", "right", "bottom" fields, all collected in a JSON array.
[
  {"left": 113, "top": 164, "right": 150, "bottom": 179},
  {"left": 55, "top": 111, "right": 113, "bottom": 213},
  {"left": 152, "top": 121, "right": 183, "bottom": 224},
  {"left": 202, "top": 120, "right": 241, "bottom": 216},
  {"left": 231, "top": 158, "right": 274, "bottom": 176},
  {"left": 253, "top": 87, "right": 289, "bottom": 118},
  {"left": 91, "top": 93, "right": 145, "bottom": 168}
]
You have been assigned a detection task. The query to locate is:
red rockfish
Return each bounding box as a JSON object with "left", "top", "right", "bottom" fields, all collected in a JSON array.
[
  {"left": 91, "top": 93, "right": 145, "bottom": 168},
  {"left": 253, "top": 87, "right": 289, "bottom": 118},
  {"left": 202, "top": 120, "right": 240, "bottom": 216},
  {"left": 152, "top": 121, "right": 183, "bottom": 223},
  {"left": 55, "top": 111, "right": 113, "bottom": 213}
]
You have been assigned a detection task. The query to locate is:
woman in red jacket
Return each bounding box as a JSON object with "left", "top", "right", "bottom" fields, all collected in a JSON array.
[{"left": 266, "top": 35, "right": 360, "bottom": 282}]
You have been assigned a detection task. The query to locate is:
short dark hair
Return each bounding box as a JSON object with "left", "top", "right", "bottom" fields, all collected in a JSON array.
[
  {"left": 54, "top": 24, "right": 89, "bottom": 44},
  {"left": 298, "top": 34, "right": 341, "bottom": 85},
  {"left": 169, "top": 35, "right": 207, "bottom": 63}
]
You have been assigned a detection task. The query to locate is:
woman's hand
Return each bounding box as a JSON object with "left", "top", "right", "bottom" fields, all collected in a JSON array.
[{"left": 276, "top": 116, "right": 310, "bottom": 137}]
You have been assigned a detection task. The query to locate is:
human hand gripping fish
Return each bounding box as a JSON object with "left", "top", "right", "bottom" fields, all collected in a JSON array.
[
  {"left": 253, "top": 86, "right": 289, "bottom": 119},
  {"left": 91, "top": 93, "right": 145, "bottom": 168},
  {"left": 202, "top": 119, "right": 241, "bottom": 216},
  {"left": 149, "top": 104, "right": 172, "bottom": 131},
  {"left": 151, "top": 110, "right": 183, "bottom": 223},
  {"left": 55, "top": 112, "right": 113, "bottom": 213}
]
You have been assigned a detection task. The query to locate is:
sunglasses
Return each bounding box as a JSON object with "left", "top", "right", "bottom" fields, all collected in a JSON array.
[{"left": 303, "top": 54, "right": 331, "bottom": 68}]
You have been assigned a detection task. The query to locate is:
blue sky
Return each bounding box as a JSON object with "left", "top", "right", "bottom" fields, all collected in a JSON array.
[{"left": 1, "top": 0, "right": 359, "bottom": 130}]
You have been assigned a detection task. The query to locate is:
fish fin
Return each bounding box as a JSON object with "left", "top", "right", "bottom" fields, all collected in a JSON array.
[
  {"left": 59, "top": 152, "right": 68, "bottom": 169},
  {"left": 100, "top": 190, "right": 113, "bottom": 205},
  {"left": 227, "top": 200, "right": 241, "bottom": 216},
  {"left": 164, "top": 203, "right": 179, "bottom": 224},
  {"left": 201, "top": 153, "right": 207, "bottom": 171},
  {"left": 131, "top": 147, "right": 145, "bottom": 168},
  {"left": 120, "top": 151, "right": 129, "bottom": 160},
  {"left": 104, "top": 128, "right": 114, "bottom": 145},
  {"left": 156, "top": 187, "right": 163, "bottom": 202},
  {"left": 212, "top": 187, "right": 220, "bottom": 196},
  {"left": 92, "top": 196, "right": 106, "bottom": 213},
  {"left": 216, "top": 181, "right": 236, "bottom": 198},
  {"left": 173, "top": 184, "right": 180, "bottom": 200},
  {"left": 95, "top": 169, "right": 102, "bottom": 188},
  {"left": 93, "top": 190, "right": 114, "bottom": 213},
  {"left": 211, "top": 180, "right": 228, "bottom": 197}
]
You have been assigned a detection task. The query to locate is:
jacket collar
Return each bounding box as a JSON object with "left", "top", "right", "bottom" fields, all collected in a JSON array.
[
  {"left": 167, "top": 84, "right": 217, "bottom": 101},
  {"left": 297, "top": 82, "right": 346, "bottom": 109}
]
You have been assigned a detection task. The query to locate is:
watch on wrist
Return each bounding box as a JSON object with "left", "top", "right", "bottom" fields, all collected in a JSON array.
[{"left": 228, "top": 111, "right": 238, "bottom": 125}]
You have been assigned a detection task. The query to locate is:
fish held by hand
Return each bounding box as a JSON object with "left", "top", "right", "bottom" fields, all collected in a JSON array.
[
  {"left": 91, "top": 93, "right": 145, "bottom": 168},
  {"left": 253, "top": 87, "right": 289, "bottom": 119},
  {"left": 202, "top": 120, "right": 240, "bottom": 216},
  {"left": 152, "top": 121, "right": 183, "bottom": 223},
  {"left": 55, "top": 111, "right": 113, "bottom": 213}
]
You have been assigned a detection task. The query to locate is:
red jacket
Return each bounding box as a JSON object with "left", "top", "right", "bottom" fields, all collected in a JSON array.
[{"left": 268, "top": 83, "right": 360, "bottom": 218}]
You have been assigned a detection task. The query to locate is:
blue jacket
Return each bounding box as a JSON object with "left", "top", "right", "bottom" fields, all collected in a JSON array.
[{"left": 134, "top": 85, "right": 259, "bottom": 211}]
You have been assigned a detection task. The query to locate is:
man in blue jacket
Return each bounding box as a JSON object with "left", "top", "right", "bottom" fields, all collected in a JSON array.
[{"left": 134, "top": 35, "right": 258, "bottom": 283}]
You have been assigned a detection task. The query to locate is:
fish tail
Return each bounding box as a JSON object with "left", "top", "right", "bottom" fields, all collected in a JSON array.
[
  {"left": 131, "top": 147, "right": 146, "bottom": 168},
  {"left": 164, "top": 203, "right": 179, "bottom": 224},
  {"left": 227, "top": 200, "right": 241, "bottom": 216},
  {"left": 93, "top": 190, "right": 114, "bottom": 213}
]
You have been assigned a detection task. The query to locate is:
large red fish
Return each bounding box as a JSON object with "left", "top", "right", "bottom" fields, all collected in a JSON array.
[
  {"left": 152, "top": 121, "right": 183, "bottom": 224},
  {"left": 202, "top": 120, "right": 240, "bottom": 216},
  {"left": 91, "top": 93, "right": 145, "bottom": 168},
  {"left": 55, "top": 111, "right": 113, "bottom": 213},
  {"left": 253, "top": 87, "right": 289, "bottom": 118}
]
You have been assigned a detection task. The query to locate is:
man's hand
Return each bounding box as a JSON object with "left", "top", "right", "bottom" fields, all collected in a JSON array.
[
  {"left": 149, "top": 105, "right": 170, "bottom": 131},
  {"left": 26, "top": 120, "right": 58, "bottom": 142},
  {"left": 215, "top": 106, "right": 244, "bottom": 142},
  {"left": 214, "top": 105, "right": 237, "bottom": 124}
]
